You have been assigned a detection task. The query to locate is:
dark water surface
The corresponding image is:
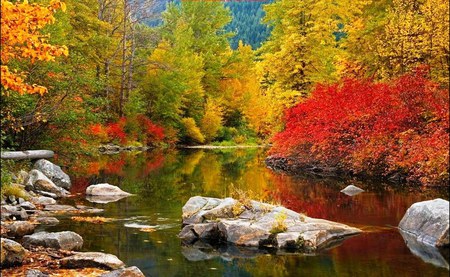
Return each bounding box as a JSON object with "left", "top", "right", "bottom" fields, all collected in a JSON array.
[{"left": 48, "top": 149, "right": 449, "bottom": 276}]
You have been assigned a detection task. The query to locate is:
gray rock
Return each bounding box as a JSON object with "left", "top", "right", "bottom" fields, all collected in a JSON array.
[
  {"left": 1, "top": 205, "right": 29, "bottom": 220},
  {"left": 399, "top": 198, "right": 449, "bottom": 247},
  {"left": 180, "top": 196, "right": 361, "bottom": 252},
  {"left": 30, "top": 196, "right": 56, "bottom": 205},
  {"left": 18, "top": 198, "right": 25, "bottom": 204},
  {"left": 4, "top": 221, "right": 35, "bottom": 237},
  {"left": 26, "top": 269, "right": 48, "bottom": 277},
  {"left": 340, "top": 185, "right": 364, "bottom": 196},
  {"left": 86, "top": 184, "right": 131, "bottom": 197},
  {"left": 43, "top": 204, "right": 77, "bottom": 212},
  {"left": 34, "top": 159, "right": 71, "bottom": 189},
  {"left": 60, "top": 252, "right": 125, "bottom": 270},
  {"left": 22, "top": 231, "right": 83, "bottom": 250},
  {"left": 35, "top": 217, "right": 60, "bottom": 225},
  {"left": 20, "top": 201, "right": 36, "bottom": 210},
  {"left": 1, "top": 238, "right": 26, "bottom": 267},
  {"left": 36, "top": 191, "right": 58, "bottom": 199},
  {"left": 24, "top": 170, "right": 69, "bottom": 198},
  {"left": 75, "top": 205, "right": 104, "bottom": 214},
  {"left": 100, "top": 266, "right": 145, "bottom": 277}
]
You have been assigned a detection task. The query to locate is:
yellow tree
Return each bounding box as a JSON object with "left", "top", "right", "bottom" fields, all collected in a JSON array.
[
  {"left": 377, "top": 0, "right": 449, "bottom": 83},
  {"left": 1, "top": 0, "right": 68, "bottom": 95}
]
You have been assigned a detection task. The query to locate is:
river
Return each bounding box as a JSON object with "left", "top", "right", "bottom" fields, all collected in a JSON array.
[{"left": 44, "top": 148, "right": 449, "bottom": 276}]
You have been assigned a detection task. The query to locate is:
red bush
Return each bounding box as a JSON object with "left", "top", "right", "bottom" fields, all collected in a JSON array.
[
  {"left": 137, "top": 115, "right": 165, "bottom": 143},
  {"left": 272, "top": 67, "right": 449, "bottom": 185}
]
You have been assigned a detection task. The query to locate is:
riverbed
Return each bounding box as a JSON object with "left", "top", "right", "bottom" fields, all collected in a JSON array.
[{"left": 44, "top": 148, "right": 449, "bottom": 276}]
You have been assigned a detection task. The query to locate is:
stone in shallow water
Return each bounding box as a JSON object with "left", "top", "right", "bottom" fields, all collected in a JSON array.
[
  {"left": 86, "top": 184, "right": 131, "bottom": 197},
  {"left": 26, "top": 269, "right": 48, "bottom": 277},
  {"left": 340, "top": 185, "right": 364, "bottom": 196},
  {"left": 30, "top": 196, "right": 56, "bottom": 205},
  {"left": 22, "top": 231, "right": 83, "bottom": 250},
  {"left": 60, "top": 252, "right": 125, "bottom": 270},
  {"left": 399, "top": 198, "right": 449, "bottom": 247},
  {"left": 179, "top": 196, "right": 361, "bottom": 252},
  {"left": 34, "top": 216, "right": 60, "bottom": 225},
  {"left": 3, "top": 221, "right": 35, "bottom": 237},
  {"left": 86, "top": 194, "right": 129, "bottom": 204}
]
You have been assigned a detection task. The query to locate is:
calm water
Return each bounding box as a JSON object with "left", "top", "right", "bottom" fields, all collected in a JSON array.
[{"left": 46, "top": 149, "right": 449, "bottom": 276}]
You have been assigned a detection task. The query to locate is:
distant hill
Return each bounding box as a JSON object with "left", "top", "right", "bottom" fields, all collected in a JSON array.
[{"left": 144, "top": 0, "right": 272, "bottom": 49}]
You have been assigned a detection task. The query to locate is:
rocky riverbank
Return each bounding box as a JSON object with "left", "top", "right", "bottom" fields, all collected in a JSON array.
[{"left": 1, "top": 159, "right": 143, "bottom": 276}]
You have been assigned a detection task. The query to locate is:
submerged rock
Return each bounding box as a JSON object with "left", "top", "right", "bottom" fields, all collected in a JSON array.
[
  {"left": 34, "top": 159, "right": 71, "bottom": 190},
  {"left": 100, "top": 266, "right": 145, "bottom": 277},
  {"left": 340, "top": 185, "right": 364, "bottom": 196},
  {"left": 1, "top": 238, "right": 26, "bottom": 267},
  {"left": 399, "top": 198, "right": 449, "bottom": 247},
  {"left": 30, "top": 196, "right": 56, "bottom": 205},
  {"left": 22, "top": 231, "right": 83, "bottom": 251},
  {"left": 34, "top": 216, "right": 60, "bottom": 225},
  {"left": 86, "top": 184, "right": 131, "bottom": 197},
  {"left": 60, "top": 252, "right": 125, "bottom": 270},
  {"left": 179, "top": 196, "right": 361, "bottom": 252}
]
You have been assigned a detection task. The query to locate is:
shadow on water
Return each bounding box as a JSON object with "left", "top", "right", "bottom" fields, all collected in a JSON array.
[{"left": 45, "top": 148, "right": 449, "bottom": 276}]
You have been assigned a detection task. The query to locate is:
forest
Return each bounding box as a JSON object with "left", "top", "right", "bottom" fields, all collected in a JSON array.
[{"left": 1, "top": 0, "right": 449, "bottom": 186}]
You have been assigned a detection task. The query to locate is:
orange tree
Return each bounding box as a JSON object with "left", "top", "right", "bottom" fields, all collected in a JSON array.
[{"left": 1, "top": 0, "right": 68, "bottom": 95}]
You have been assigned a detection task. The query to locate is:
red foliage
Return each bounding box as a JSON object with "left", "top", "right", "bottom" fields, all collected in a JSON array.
[
  {"left": 137, "top": 115, "right": 165, "bottom": 143},
  {"left": 106, "top": 121, "right": 127, "bottom": 144},
  {"left": 104, "top": 159, "right": 126, "bottom": 176},
  {"left": 272, "top": 68, "right": 449, "bottom": 185}
]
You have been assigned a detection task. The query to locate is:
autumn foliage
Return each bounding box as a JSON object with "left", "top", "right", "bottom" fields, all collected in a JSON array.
[
  {"left": 1, "top": 0, "right": 68, "bottom": 95},
  {"left": 271, "top": 68, "right": 449, "bottom": 185},
  {"left": 87, "top": 115, "right": 165, "bottom": 146}
]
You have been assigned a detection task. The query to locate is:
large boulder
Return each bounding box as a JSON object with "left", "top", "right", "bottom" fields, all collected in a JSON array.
[
  {"left": 100, "top": 266, "right": 145, "bottom": 277},
  {"left": 22, "top": 231, "right": 83, "bottom": 250},
  {"left": 179, "top": 196, "right": 361, "bottom": 252},
  {"left": 23, "top": 170, "right": 69, "bottom": 198},
  {"left": 3, "top": 221, "right": 35, "bottom": 237},
  {"left": 34, "top": 159, "right": 71, "bottom": 189},
  {"left": 1, "top": 238, "right": 26, "bottom": 267},
  {"left": 399, "top": 198, "right": 449, "bottom": 247},
  {"left": 60, "top": 252, "right": 125, "bottom": 270},
  {"left": 86, "top": 184, "right": 131, "bottom": 197}
]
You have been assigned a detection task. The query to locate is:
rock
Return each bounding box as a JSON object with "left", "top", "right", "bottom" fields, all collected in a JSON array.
[
  {"left": 399, "top": 198, "right": 449, "bottom": 247},
  {"left": 100, "top": 266, "right": 145, "bottom": 277},
  {"left": 18, "top": 170, "right": 29, "bottom": 182},
  {"left": 20, "top": 201, "right": 36, "bottom": 210},
  {"left": 30, "top": 196, "right": 56, "bottom": 205},
  {"left": 24, "top": 170, "right": 69, "bottom": 198},
  {"left": 340, "top": 185, "right": 364, "bottom": 196},
  {"left": 43, "top": 204, "right": 77, "bottom": 212},
  {"left": 75, "top": 205, "right": 104, "bottom": 214},
  {"left": 34, "top": 159, "right": 71, "bottom": 189},
  {"left": 60, "top": 252, "right": 125, "bottom": 270},
  {"left": 36, "top": 191, "right": 59, "bottom": 199},
  {"left": 17, "top": 198, "right": 25, "bottom": 204},
  {"left": 26, "top": 269, "right": 49, "bottom": 277},
  {"left": 1, "top": 238, "right": 26, "bottom": 267},
  {"left": 35, "top": 217, "right": 60, "bottom": 225},
  {"left": 22, "top": 231, "right": 83, "bottom": 250},
  {"left": 7, "top": 195, "right": 16, "bottom": 204},
  {"left": 86, "top": 184, "right": 131, "bottom": 197},
  {"left": 1, "top": 205, "right": 29, "bottom": 220},
  {"left": 180, "top": 196, "right": 361, "bottom": 252},
  {"left": 4, "top": 221, "right": 35, "bottom": 237},
  {"left": 86, "top": 194, "right": 130, "bottom": 204}
]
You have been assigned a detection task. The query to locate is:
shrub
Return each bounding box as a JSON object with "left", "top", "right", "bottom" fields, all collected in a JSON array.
[
  {"left": 200, "top": 100, "right": 223, "bottom": 142},
  {"left": 271, "top": 67, "right": 449, "bottom": 185}
]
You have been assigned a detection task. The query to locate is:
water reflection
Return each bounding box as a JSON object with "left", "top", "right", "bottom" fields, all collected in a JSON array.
[{"left": 46, "top": 149, "right": 449, "bottom": 276}]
